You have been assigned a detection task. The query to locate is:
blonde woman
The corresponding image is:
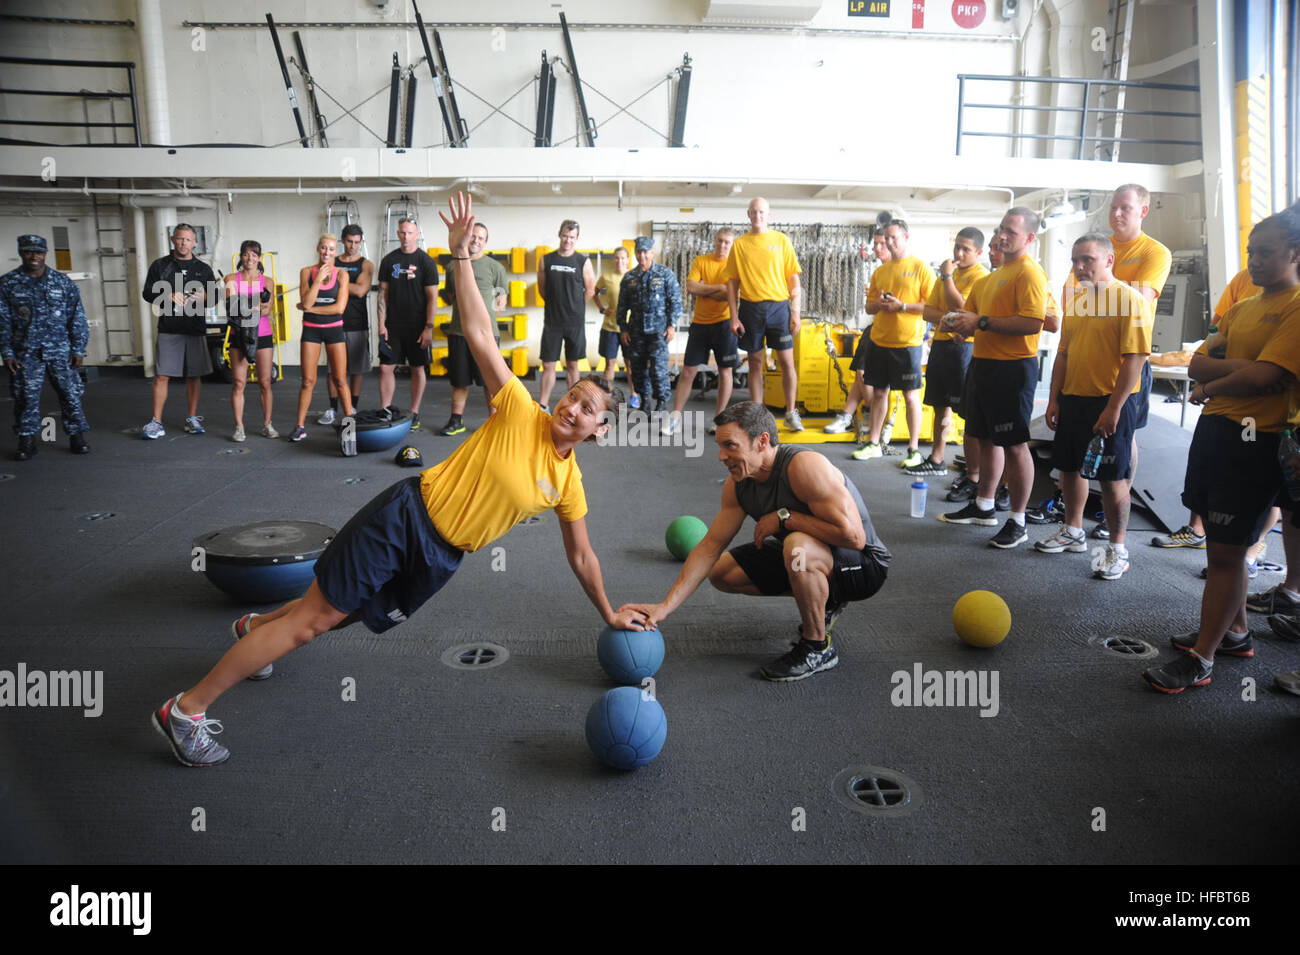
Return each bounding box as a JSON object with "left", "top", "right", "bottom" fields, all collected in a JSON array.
[{"left": 290, "top": 234, "right": 352, "bottom": 441}]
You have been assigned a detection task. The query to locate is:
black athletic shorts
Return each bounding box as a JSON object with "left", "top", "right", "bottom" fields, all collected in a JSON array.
[
  {"left": 727, "top": 536, "right": 888, "bottom": 607},
  {"left": 849, "top": 333, "right": 873, "bottom": 373},
  {"left": 1182, "top": 415, "right": 1284, "bottom": 546},
  {"left": 1135, "top": 359, "right": 1153, "bottom": 429},
  {"left": 230, "top": 334, "right": 274, "bottom": 359},
  {"left": 683, "top": 321, "right": 739, "bottom": 369},
  {"left": 1051, "top": 392, "right": 1140, "bottom": 480},
  {"left": 379, "top": 326, "right": 431, "bottom": 369},
  {"left": 737, "top": 300, "right": 793, "bottom": 353},
  {"left": 314, "top": 476, "right": 463, "bottom": 634},
  {"left": 863, "top": 342, "right": 922, "bottom": 391},
  {"left": 962, "top": 356, "right": 1038, "bottom": 446},
  {"left": 923, "top": 339, "right": 972, "bottom": 410},
  {"left": 540, "top": 319, "right": 586, "bottom": 364},
  {"left": 446, "top": 333, "right": 488, "bottom": 389},
  {"left": 301, "top": 324, "right": 346, "bottom": 347}
]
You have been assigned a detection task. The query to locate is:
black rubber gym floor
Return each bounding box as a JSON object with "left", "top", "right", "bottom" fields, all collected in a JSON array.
[{"left": 2, "top": 370, "right": 1297, "bottom": 865}]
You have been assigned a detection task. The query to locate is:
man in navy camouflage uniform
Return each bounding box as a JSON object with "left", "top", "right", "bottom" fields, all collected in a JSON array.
[
  {"left": 616, "top": 236, "right": 681, "bottom": 413},
  {"left": 0, "top": 234, "right": 90, "bottom": 460}
]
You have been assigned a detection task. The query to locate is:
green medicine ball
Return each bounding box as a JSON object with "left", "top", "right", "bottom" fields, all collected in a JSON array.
[{"left": 665, "top": 515, "right": 708, "bottom": 561}]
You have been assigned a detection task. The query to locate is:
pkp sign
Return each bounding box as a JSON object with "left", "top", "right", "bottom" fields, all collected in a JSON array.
[{"left": 952, "top": 0, "right": 986, "bottom": 28}]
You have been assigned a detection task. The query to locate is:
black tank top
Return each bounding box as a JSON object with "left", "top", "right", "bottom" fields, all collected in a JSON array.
[
  {"left": 733, "top": 445, "right": 891, "bottom": 567},
  {"left": 337, "top": 256, "right": 369, "bottom": 331},
  {"left": 542, "top": 250, "right": 587, "bottom": 325}
]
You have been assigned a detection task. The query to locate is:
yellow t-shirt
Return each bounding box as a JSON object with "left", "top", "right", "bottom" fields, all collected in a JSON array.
[
  {"left": 723, "top": 230, "right": 801, "bottom": 303},
  {"left": 687, "top": 253, "right": 731, "bottom": 325},
  {"left": 1111, "top": 232, "right": 1172, "bottom": 299},
  {"left": 1214, "top": 268, "right": 1261, "bottom": 320},
  {"left": 964, "top": 255, "right": 1047, "bottom": 360},
  {"left": 596, "top": 267, "right": 627, "bottom": 332},
  {"left": 1059, "top": 281, "right": 1153, "bottom": 396},
  {"left": 867, "top": 256, "right": 937, "bottom": 348},
  {"left": 1195, "top": 286, "right": 1300, "bottom": 432},
  {"left": 420, "top": 377, "right": 588, "bottom": 552},
  {"left": 927, "top": 263, "right": 989, "bottom": 343}
]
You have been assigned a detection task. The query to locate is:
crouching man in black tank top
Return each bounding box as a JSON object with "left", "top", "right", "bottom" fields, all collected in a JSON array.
[{"left": 621, "top": 401, "right": 891, "bottom": 681}]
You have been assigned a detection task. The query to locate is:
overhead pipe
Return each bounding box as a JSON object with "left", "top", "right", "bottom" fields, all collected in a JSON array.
[{"left": 136, "top": 0, "right": 170, "bottom": 144}]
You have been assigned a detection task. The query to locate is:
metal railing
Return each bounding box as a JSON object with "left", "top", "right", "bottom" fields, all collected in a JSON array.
[
  {"left": 0, "top": 56, "right": 142, "bottom": 146},
  {"left": 955, "top": 74, "right": 1200, "bottom": 161}
]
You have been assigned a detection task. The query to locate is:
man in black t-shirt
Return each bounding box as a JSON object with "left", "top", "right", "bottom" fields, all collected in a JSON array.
[
  {"left": 141, "top": 223, "right": 218, "bottom": 439},
  {"left": 377, "top": 218, "right": 439, "bottom": 430},
  {"left": 536, "top": 218, "right": 595, "bottom": 411},
  {"left": 321, "top": 223, "right": 374, "bottom": 424}
]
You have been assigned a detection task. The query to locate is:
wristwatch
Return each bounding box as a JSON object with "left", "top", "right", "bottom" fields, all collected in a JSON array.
[
  {"left": 978, "top": 315, "right": 991, "bottom": 331},
  {"left": 777, "top": 507, "right": 791, "bottom": 530},
  {"left": 940, "top": 272, "right": 953, "bottom": 280}
]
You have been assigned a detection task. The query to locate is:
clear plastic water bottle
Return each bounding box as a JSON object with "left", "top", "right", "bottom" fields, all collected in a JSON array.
[
  {"left": 1280, "top": 429, "right": 1300, "bottom": 501},
  {"left": 1080, "top": 432, "right": 1104, "bottom": 479},
  {"left": 910, "top": 480, "right": 928, "bottom": 518}
]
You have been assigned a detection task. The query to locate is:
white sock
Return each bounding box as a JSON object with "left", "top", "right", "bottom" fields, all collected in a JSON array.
[
  {"left": 1010, "top": 512, "right": 1026, "bottom": 526},
  {"left": 1191, "top": 649, "right": 1214, "bottom": 667},
  {"left": 1067, "top": 525, "right": 1084, "bottom": 537},
  {"left": 977, "top": 497, "right": 995, "bottom": 511}
]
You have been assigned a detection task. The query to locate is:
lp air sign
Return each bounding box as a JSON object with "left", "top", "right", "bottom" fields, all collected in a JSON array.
[{"left": 952, "top": 0, "right": 987, "bottom": 27}]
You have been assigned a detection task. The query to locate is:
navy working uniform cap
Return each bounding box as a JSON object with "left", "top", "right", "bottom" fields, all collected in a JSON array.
[
  {"left": 634, "top": 236, "right": 654, "bottom": 252},
  {"left": 18, "top": 235, "right": 47, "bottom": 253}
]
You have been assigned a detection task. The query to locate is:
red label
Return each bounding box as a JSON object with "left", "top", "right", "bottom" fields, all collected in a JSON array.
[
  {"left": 951, "top": 0, "right": 986, "bottom": 28},
  {"left": 913, "top": 0, "right": 925, "bottom": 28}
]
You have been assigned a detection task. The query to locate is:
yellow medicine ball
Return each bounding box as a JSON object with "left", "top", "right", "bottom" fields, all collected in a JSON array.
[{"left": 952, "top": 590, "right": 1011, "bottom": 647}]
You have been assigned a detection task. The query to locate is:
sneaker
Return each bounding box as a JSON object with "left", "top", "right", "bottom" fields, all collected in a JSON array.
[
  {"left": 945, "top": 475, "right": 977, "bottom": 501},
  {"left": 784, "top": 409, "right": 804, "bottom": 432},
  {"left": 142, "top": 419, "right": 165, "bottom": 440},
  {"left": 1198, "top": 560, "right": 1259, "bottom": 580},
  {"left": 940, "top": 501, "right": 998, "bottom": 526},
  {"left": 151, "top": 694, "right": 230, "bottom": 767},
  {"left": 184, "top": 415, "right": 205, "bottom": 435},
  {"left": 440, "top": 416, "right": 466, "bottom": 436},
  {"left": 1094, "top": 546, "right": 1130, "bottom": 580},
  {"left": 1248, "top": 585, "right": 1300, "bottom": 615},
  {"left": 661, "top": 415, "right": 681, "bottom": 437},
  {"left": 377, "top": 406, "right": 394, "bottom": 422},
  {"left": 1274, "top": 669, "right": 1300, "bottom": 697},
  {"left": 627, "top": 395, "right": 640, "bottom": 410},
  {"left": 1034, "top": 526, "right": 1087, "bottom": 553},
  {"left": 760, "top": 639, "right": 839, "bottom": 682},
  {"left": 317, "top": 408, "right": 337, "bottom": 426},
  {"left": 1171, "top": 629, "right": 1254, "bottom": 658},
  {"left": 1268, "top": 613, "right": 1300, "bottom": 642},
  {"left": 232, "top": 613, "right": 273, "bottom": 679},
  {"left": 1142, "top": 653, "right": 1213, "bottom": 694},
  {"left": 289, "top": 425, "right": 307, "bottom": 442},
  {"left": 798, "top": 601, "right": 846, "bottom": 639},
  {"left": 995, "top": 485, "right": 1010, "bottom": 512},
  {"left": 900, "top": 448, "right": 924, "bottom": 469},
  {"left": 410, "top": 413, "right": 421, "bottom": 432},
  {"left": 232, "top": 426, "right": 246, "bottom": 443},
  {"left": 1091, "top": 514, "right": 1109, "bottom": 540},
  {"left": 851, "top": 442, "right": 883, "bottom": 461},
  {"left": 1151, "top": 524, "right": 1207, "bottom": 549},
  {"left": 988, "top": 519, "right": 1028, "bottom": 549},
  {"left": 1026, "top": 491, "right": 1064, "bottom": 525},
  {"left": 905, "top": 457, "right": 949, "bottom": 476},
  {"left": 706, "top": 422, "right": 717, "bottom": 435},
  {"left": 823, "top": 413, "right": 854, "bottom": 434},
  {"left": 261, "top": 423, "right": 280, "bottom": 439}
]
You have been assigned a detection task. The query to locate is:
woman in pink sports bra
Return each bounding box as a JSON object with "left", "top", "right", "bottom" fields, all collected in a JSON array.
[
  {"left": 290, "top": 233, "right": 352, "bottom": 442},
  {"left": 224, "top": 240, "right": 276, "bottom": 441}
]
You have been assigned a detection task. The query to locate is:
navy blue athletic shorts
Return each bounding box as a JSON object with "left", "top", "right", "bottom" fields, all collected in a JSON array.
[
  {"left": 683, "top": 321, "right": 739, "bottom": 369},
  {"left": 923, "top": 339, "right": 972, "bottom": 410},
  {"left": 1135, "top": 359, "right": 1153, "bottom": 428},
  {"left": 597, "top": 328, "right": 622, "bottom": 363},
  {"left": 962, "top": 356, "right": 1038, "bottom": 446},
  {"left": 863, "top": 343, "right": 922, "bottom": 391},
  {"left": 1182, "top": 415, "right": 1284, "bottom": 546},
  {"left": 1051, "top": 392, "right": 1140, "bottom": 480},
  {"left": 737, "top": 300, "right": 793, "bottom": 353},
  {"left": 314, "top": 476, "right": 463, "bottom": 633}
]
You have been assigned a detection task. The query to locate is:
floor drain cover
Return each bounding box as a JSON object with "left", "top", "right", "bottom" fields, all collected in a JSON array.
[
  {"left": 343, "top": 476, "right": 368, "bottom": 485},
  {"left": 220, "top": 447, "right": 249, "bottom": 455},
  {"left": 79, "top": 511, "right": 117, "bottom": 522},
  {"left": 440, "top": 642, "right": 509, "bottom": 670},
  {"left": 1092, "top": 634, "right": 1158, "bottom": 659},
  {"left": 833, "top": 765, "right": 923, "bottom": 817}
]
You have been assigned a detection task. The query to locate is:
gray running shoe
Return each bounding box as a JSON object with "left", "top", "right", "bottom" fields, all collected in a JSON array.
[
  {"left": 317, "top": 408, "right": 337, "bottom": 426},
  {"left": 761, "top": 639, "right": 839, "bottom": 682},
  {"left": 1246, "top": 584, "right": 1300, "bottom": 615},
  {"left": 142, "top": 419, "right": 165, "bottom": 440},
  {"left": 1143, "top": 653, "right": 1213, "bottom": 694},
  {"left": 232, "top": 612, "right": 272, "bottom": 680},
  {"left": 184, "top": 415, "right": 205, "bottom": 435},
  {"left": 1151, "top": 525, "right": 1207, "bottom": 549},
  {"left": 152, "top": 694, "right": 230, "bottom": 767},
  {"left": 784, "top": 409, "right": 805, "bottom": 433}
]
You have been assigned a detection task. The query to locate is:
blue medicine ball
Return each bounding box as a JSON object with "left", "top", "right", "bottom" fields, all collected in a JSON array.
[
  {"left": 585, "top": 686, "right": 667, "bottom": 770},
  {"left": 596, "top": 625, "right": 665, "bottom": 684}
]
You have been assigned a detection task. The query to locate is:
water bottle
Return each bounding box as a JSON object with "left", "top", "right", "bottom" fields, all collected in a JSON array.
[
  {"left": 1080, "top": 432, "right": 1104, "bottom": 479},
  {"left": 1280, "top": 429, "right": 1300, "bottom": 501},
  {"left": 910, "top": 480, "right": 928, "bottom": 518}
]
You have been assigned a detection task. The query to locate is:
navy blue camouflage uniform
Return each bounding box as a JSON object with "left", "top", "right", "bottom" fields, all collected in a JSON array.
[
  {"left": 616, "top": 263, "right": 681, "bottom": 408},
  {"left": 1, "top": 261, "right": 90, "bottom": 438}
]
